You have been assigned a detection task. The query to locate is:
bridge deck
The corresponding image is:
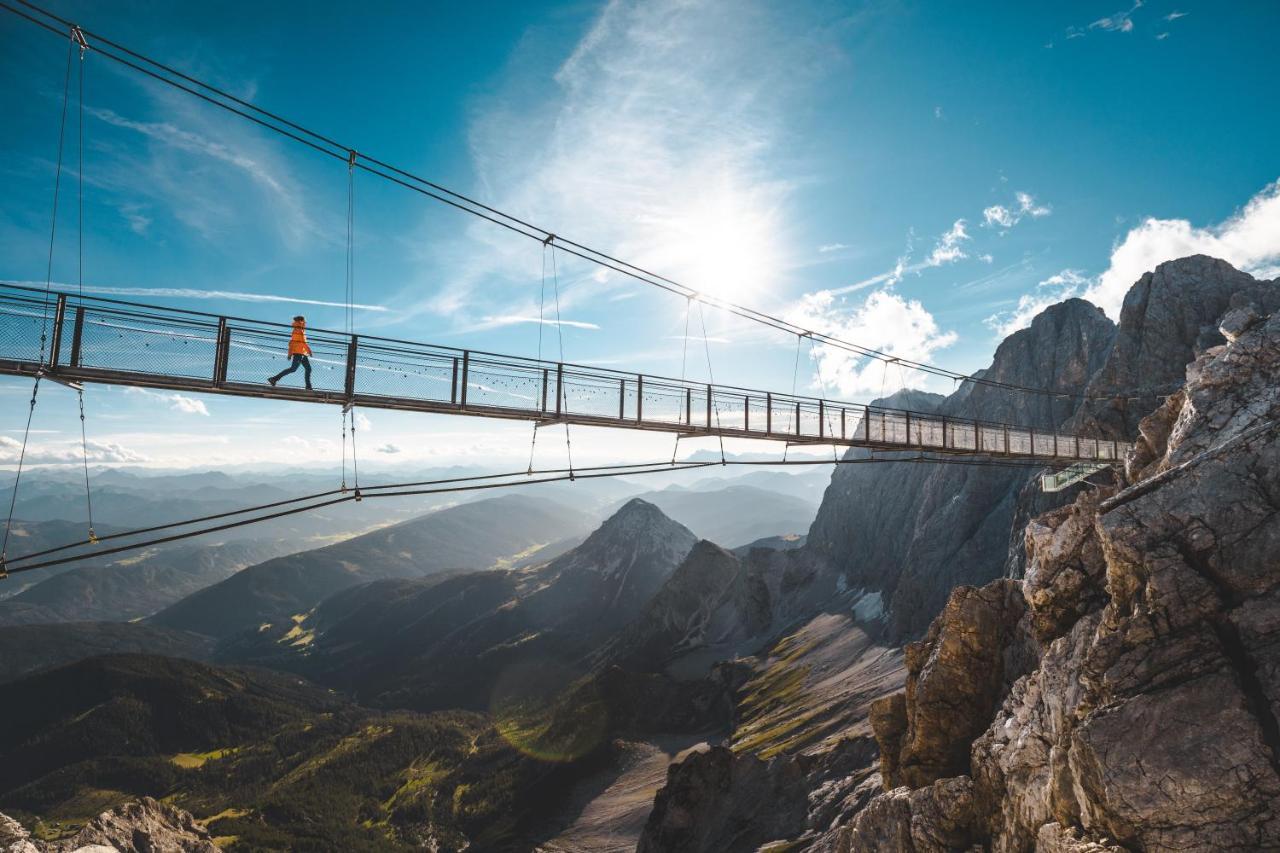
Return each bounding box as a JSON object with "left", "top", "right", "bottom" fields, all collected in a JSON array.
[{"left": 0, "top": 284, "right": 1123, "bottom": 463}]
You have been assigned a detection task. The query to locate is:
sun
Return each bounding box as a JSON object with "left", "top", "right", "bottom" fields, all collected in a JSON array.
[{"left": 652, "top": 178, "right": 785, "bottom": 304}]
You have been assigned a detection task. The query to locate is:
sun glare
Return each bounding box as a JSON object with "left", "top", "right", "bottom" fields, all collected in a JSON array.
[{"left": 653, "top": 180, "right": 785, "bottom": 304}]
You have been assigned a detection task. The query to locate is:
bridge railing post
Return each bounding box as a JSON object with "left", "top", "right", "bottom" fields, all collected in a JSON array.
[
  {"left": 904, "top": 410, "right": 911, "bottom": 447},
  {"left": 745, "top": 395, "right": 750, "bottom": 431},
  {"left": 461, "top": 352, "right": 471, "bottom": 409},
  {"left": 619, "top": 378, "right": 626, "bottom": 420},
  {"left": 213, "top": 318, "right": 229, "bottom": 387},
  {"left": 818, "top": 400, "right": 825, "bottom": 439},
  {"left": 637, "top": 375, "right": 643, "bottom": 423},
  {"left": 706, "top": 384, "right": 712, "bottom": 428},
  {"left": 68, "top": 305, "right": 85, "bottom": 368},
  {"left": 344, "top": 336, "right": 359, "bottom": 399},
  {"left": 766, "top": 392, "right": 772, "bottom": 434},
  {"left": 48, "top": 294, "right": 67, "bottom": 368},
  {"left": 864, "top": 405, "right": 871, "bottom": 443},
  {"left": 553, "top": 361, "right": 561, "bottom": 416}
]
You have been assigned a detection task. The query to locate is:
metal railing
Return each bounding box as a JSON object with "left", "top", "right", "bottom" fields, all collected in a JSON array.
[{"left": 0, "top": 283, "right": 1124, "bottom": 462}]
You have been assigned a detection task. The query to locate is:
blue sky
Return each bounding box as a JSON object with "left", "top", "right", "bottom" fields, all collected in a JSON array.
[{"left": 2, "top": 0, "right": 1278, "bottom": 469}]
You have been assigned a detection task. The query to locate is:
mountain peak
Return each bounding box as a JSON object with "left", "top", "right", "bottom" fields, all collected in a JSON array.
[{"left": 566, "top": 499, "right": 696, "bottom": 573}]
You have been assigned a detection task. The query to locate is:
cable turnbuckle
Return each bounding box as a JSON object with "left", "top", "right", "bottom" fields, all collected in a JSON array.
[
  {"left": 87, "top": 528, "right": 98, "bottom": 544},
  {"left": 70, "top": 25, "right": 88, "bottom": 53},
  {"left": 353, "top": 488, "right": 363, "bottom": 502},
  {"left": 347, "top": 149, "right": 358, "bottom": 170},
  {"left": 0, "top": 556, "right": 7, "bottom": 580},
  {"left": 542, "top": 233, "right": 556, "bottom": 246}
]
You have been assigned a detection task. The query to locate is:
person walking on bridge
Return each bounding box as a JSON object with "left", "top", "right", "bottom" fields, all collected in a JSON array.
[{"left": 268, "top": 315, "right": 313, "bottom": 390}]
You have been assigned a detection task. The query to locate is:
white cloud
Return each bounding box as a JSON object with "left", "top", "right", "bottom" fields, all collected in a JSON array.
[
  {"left": 125, "top": 387, "right": 209, "bottom": 416},
  {"left": 818, "top": 243, "right": 849, "bottom": 253},
  {"left": 933, "top": 106, "right": 944, "bottom": 119},
  {"left": 477, "top": 315, "right": 601, "bottom": 331},
  {"left": 984, "top": 269, "right": 1090, "bottom": 337},
  {"left": 355, "top": 412, "right": 373, "bottom": 432},
  {"left": 1164, "top": 11, "right": 1188, "bottom": 21},
  {"left": 376, "top": 443, "right": 401, "bottom": 454},
  {"left": 1155, "top": 32, "right": 1170, "bottom": 40},
  {"left": 788, "top": 289, "right": 958, "bottom": 396},
  {"left": 1090, "top": 1, "right": 1142, "bottom": 33},
  {"left": 1083, "top": 179, "right": 1280, "bottom": 317},
  {"left": 926, "top": 219, "right": 970, "bottom": 266},
  {"left": 48, "top": 284, "right": 388, "bottom": 313},
  {"left": 0, "top": 435, "right": 148, "bottom": 465},
  {"left": 982, "top": 191, "right": 1051, "bottom": 230},
  {"left": 987, "top": 180, "right": 1280, "bottom": 334}
]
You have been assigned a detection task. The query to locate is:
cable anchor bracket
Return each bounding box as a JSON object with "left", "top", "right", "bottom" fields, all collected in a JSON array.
[
  {"left": 347, "top": 149, "right": 358, "bottom": 170},
  {"left": 70, "top": 25, "right": 88, "bottom": 53},
  {"left": 0, "top": 555, "right": 7, "bottom": 580},
  {"left": 542, "top": 233, "right": 556, "bottom": 246}
]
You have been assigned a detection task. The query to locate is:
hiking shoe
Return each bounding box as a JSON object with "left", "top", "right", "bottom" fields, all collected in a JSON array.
[{"left": 268, "top": 377, "right": 278, "bottom": 387}]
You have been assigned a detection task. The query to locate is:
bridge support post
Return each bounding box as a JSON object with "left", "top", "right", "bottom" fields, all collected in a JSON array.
[
  {"left": 905, "top": 410, "right": 911, "bottom": 447},
  {"left": 685, "top": 388, "right": 691, "bottom": 426},
  {"left": 554, "top": 361, "right": 561, "bottom": 416},
  {"left": 706, "top": 384, "right": 712, "bottom": 428},
  {"left": 48, "top": 294, "right": 67, "bottom": 368},
  {"left": 68, "top": 306, "right": 85, "bottom": 368},
  {"left": 766, "top": 392, "right": 772, "bottom": 434},
  {"left": 637, "top": 375, "right": 643, "bottom": 423},
  {"left": 344, "top": 336, "right": 359, "bottom": 399},
  {"left": 461, "top": 351, "right": 471, "bottom": 409},
  {"left": 818, "top": 400, "right": 824, "bottom": 439},
  {"left": 540, "top": 368, "right": 548, "bottom": 412},
  {"left": 213, "top": 318, "right": 229, "bottom": 387}
]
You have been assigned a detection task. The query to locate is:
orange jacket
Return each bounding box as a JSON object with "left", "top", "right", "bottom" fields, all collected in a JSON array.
[{"left": 288, "top": 320, "right": 312, "bottom": 357}]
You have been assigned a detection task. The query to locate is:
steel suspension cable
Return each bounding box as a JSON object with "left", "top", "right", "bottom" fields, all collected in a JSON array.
[
  {"left": 38, "top": 28, "right": 74, "bottom": 362},
  {"left": 671, "top": 295, "right": 693, "bottom": 464},
  {"left": 0, "top": 379, "right": 41, "bottom": 573},
  {"left": 75, "top": 34, "right": 95, "bottom": 542},
  {"left": 548, "top": 243, "right": 574, "bottom": 479},
  {"left": 2, "top": 453, "right": 1077, "bottom": 575},
  {"left": 527, "top": 243, "right": 551, "bottom": 473},
  {"left": 808, "top": 333, "right": 840, "bottom": 463},
  {"left": 697, "top": 300, "right": 726, "bottom": 465},
  {"left": 0, "top": 0, "right": 1177, "bottom": 405}
]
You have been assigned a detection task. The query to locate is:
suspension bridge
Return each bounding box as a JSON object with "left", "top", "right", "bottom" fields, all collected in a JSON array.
[
  {"left": 0, "top": 283, "right": 1123, "bottom": 463},
  {"left": 0, "top": 0, "right": 1129, "bottom": 576}
]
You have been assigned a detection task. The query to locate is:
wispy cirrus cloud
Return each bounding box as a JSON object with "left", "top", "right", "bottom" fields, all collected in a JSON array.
[
  {"left": 85, "top": 89, "right": 323, "bottom": 250},
  {"left": 6, "top": 282, "right": 387, "bottom": 312},
  {"left": 396, "top": 0, "right": 836, "bottom": 328},
  {"left": 478, "top": 315, "right": 601, "bottom": 331}
]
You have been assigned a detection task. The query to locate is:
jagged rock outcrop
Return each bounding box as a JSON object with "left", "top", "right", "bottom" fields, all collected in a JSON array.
[
  {"left": 0, "top": 799, "right": 216, "bottom": 853},
  {"left": 636, "top": 746, "right": 811, "bottom": 853},
  {"left": 873, "top": 580, "right": 1037, "bottom": 790},
  {"left": 1075, "top": 254, "right": 1280, "bottom": 439},
  {"left": 840, "top": 297, "right": 1280, "bottom": 851}
]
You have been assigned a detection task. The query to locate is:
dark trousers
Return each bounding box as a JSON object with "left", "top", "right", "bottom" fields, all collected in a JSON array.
[{"left": 271, "top": 354, "right": 312, "bottom": 388}]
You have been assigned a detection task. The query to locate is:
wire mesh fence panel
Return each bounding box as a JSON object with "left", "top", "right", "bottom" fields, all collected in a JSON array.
[
  {"left": 556, "top": 371, "right": 608, "bottom": 418},
  {"left": 948, "top": 422, "right": 978, "bottom": 451},
  {"left": 355, "top": 346, "right": 456, "bottom": 404},
  {"left": 710, "top": 391, "right": 746, "bottom": 432},
  {"left": 465, "top": 358, "right": 543, "bottom": 413},
  {"left": 1033, "top": 432, "right": 1056, "bottom": 456},
  {"left": 796, "top": 403, "right": 822, "bottom": 438},
  {"left": 1007, "top": 429, "right": 1032, "bottom": 455},
  {"left": 0, "top": 303, "right": 51, "bottom": 365},
  {"left": 745, "top": 396, "right": 770, "bottom": 434},
  {"left": 78, "top": 309, "right": 219, "bottom": 380},
  {"left": 914, "top": 416, "right": 945, "bottom": 448},
  {"left": 980, "top": 426, "right": 1005, "bottom": 454},
  {"left": 638, "top": 383, "right": 686, "bottom": 426},
  {"left": 1098, "top": 441, "right": 1117, "bottom": 461}
]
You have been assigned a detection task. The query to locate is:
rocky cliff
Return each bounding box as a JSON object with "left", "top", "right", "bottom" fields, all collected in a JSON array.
[
  {"left": 839, "top": 296, "right": 1280, "bottom": 851},
  {"left": 806, "top": 298, "right": 1117, "bottom": 639},
  {"left": 807, "top": 257, "right": 1278, "bottom": 641},
  {"left": 1, "top": 798, "right": 217, "bottom": 852}
]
